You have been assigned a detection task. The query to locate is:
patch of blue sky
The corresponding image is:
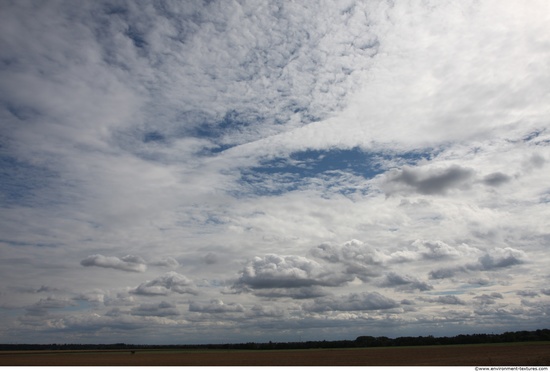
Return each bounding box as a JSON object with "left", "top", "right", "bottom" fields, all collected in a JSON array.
[
  {"left": 142, "top": 130, "right": 166, "bottom": 144},
  {"left": 193, "top": 110, "right": 263, "bottom": 139},
  {"left": 125, "top": 25, "right": 147, "bottom": 49},
  {"left": 237, "top": 147, "right": 436, "bottom": 197}
]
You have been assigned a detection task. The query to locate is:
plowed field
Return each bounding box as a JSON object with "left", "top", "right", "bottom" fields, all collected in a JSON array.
[{"left": 2, "top": 343, "right": 549, "bottom": 366}]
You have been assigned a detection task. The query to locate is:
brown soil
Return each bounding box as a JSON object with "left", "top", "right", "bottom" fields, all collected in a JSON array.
[{"left": 1, "top": 343, "right": 549, "bottom": 366}]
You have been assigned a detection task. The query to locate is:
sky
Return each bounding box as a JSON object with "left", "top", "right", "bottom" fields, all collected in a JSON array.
[{"left": 1, "top": 0, "right": 550, "bottom": 345}]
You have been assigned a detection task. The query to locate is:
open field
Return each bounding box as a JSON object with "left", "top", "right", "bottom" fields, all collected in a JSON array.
[{"left": 1, "top": 342, "right": 550, "bottom": 366}]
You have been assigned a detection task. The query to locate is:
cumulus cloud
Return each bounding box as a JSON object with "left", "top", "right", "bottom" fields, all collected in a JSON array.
[
  {"left": 380, "top": 272, "right": 433, "bottom": 292},
  {"left": 81, "top": 255, "right": 147, "bottom": 272},
  {"left": 131, "top": 272, "right": 198, "bottom": 296},
  {"left": 413, "top": 240, "right": 463, "bottom": 260},
  {"left": 476, "top": 247, "right": 527, "bottom": 270},
  {"left": 235, "top": 254, "right": 352, "bottom": 293},
  {"left": 311, "top": 240, "right": 388, "bottom": 280},
  {"left": 304, "top": 292, "right": 399, "bottom": 312}
]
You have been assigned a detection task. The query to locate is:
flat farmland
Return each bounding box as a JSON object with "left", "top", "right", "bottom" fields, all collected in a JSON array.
[{"left": 1, "top": 342, "right": 550, "bottom": 366}]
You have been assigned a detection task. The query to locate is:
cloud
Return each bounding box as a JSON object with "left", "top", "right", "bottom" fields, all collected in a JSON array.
[
  {"left": 482, "top": 172, "right": 512, "bottom": 187},
  {"left": 25, "top": 297, "right": 76, "bottom": 316},
  {"left": 189, "top": 299, "right": 244, "bottom": 313},
  {"left": 413, "top": 240, "right": 463, "bottom": 260},
  {"left": 247, "top": 304, "right": 286, "bottom": 318},
  {"left": 383, "top": 165, "right": 475, "bottom": 196},
  {"left": 252, "top": 287, "right": 329, "bottom": 300},
  {"left": 80, "top": 255, "right": 147, "bottom": 272},
  {"left": 235, "top": 254, "right": 352, "bottom": 293},
  {"left": 420, "top": 295, "right": 466, "bottom": 305},
  {"left": 304, "top": 292, "right": 399, "bottom": 312},
  {"left": 311, "top": 240, "right": 387, "bottom": 280},
  {"left": 380, "top": 272, "right": 433, "bottom": 292},
  {"left": 477, "top": 247, "right": 527, "bottom": 270},
  {"left": 516, "top": 290, "right": 539, "bottom": 298},
  {"left": 473, "top": 293, "right": 504, "bottom": 305},
  {"left": 131, "top": 272, "right": 198, "bottom": 296},
  {"left": 131, "top": 301, "right": 180, "bottom": 317},
  {"left": 429, "top": 267, "right": 466, "bottom": 280},
  {"left": 203, "top": 253, "right": 218, "bottom": 265},
  {"left": 149, "top": 257, "right": 179, "bottom": 269},
  {"left": 429, "top": 247, "right": 528, "bottom": 279}
]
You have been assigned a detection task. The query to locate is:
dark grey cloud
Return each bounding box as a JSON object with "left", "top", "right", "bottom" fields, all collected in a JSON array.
[
  {"left": 541, "top": 289, "right": 550, "bottom": 296},
  {"left": 25, "top": 297, "right": 76, "bottom": 316},
  {"left": 247, "top": 304, "right": 286, "bottom": 318},
  {"left": 383, "top": 165, "right": 475, "bottom": 196},
  {"left": 473, "top": 293, "right": 503, "bottom": 305},
  {"left": 131, "top": 301, "right": 180, "bottom": 317},
  {"left": 304, "top": 292, "right": 399, "bottom": 312},
  {"left": 430, "top": 247, "right": 527, "bottom": 279},
  {"left": 235, "top": 254, "right": 352, "bottom": 293},
  {"left": 81, "top": 254, "right": 147, "bottom": 272},
  {"left": 516, "top": 290, "right": 539, "bottom": 298},
  {"left": 482, "top": 172, "right": 512, "bottom": 187},
  {"left": 253, "top": 287, "right": 328, "bottom": 300},
  {"left": 381, "top": 272, "right": 433, "bottom": 292},
  {"left": 526, "top": 153, "right": 545, "bottom": 170},
  {"left": 131, "top": 272, "right": 198, "bottom": 296},
  {"left": 477, "top": 247, "right": 527, "bottom": 270},
  {"left": 429, "top": 266, "right": 466, "bottom": 280},
  {"left": 420, "top": 295, "right": 466, "bottom": 305},
  {"left": 189, "top": 299, "right": 244, "bottom": 313}
]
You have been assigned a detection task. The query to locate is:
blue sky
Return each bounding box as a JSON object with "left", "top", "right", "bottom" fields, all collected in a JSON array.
[{"left": 1, "top": 0, "right": 550, "bottom": 345}]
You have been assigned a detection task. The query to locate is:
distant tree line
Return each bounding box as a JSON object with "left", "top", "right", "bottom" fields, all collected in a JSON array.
[{"left": 1, "top": 328, "right": 549, "bottom": 351}]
